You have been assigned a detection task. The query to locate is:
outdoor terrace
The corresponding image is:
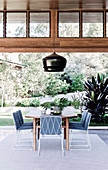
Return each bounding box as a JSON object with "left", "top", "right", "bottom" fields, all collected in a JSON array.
[{"left": 0, "top": 0, "right": 108, "bottom": 170}]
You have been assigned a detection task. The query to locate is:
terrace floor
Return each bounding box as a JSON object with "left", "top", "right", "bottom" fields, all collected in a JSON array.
[{"left": 0, "top": 127, "right": 108, "bottom": 170}]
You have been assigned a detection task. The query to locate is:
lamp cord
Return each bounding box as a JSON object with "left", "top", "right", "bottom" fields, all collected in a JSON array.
[{"left": 53, "top": 0, "right": 55, "bottom": 53}]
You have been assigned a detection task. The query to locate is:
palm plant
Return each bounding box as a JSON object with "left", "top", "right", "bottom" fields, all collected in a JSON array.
[{"left": 84, "top": 73, "right": 108, "bottom": 122}]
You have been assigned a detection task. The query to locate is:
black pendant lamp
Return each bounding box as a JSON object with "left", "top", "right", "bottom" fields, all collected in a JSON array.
[{"left": 43, "top": 0, "right": 67, "bottom": 72}]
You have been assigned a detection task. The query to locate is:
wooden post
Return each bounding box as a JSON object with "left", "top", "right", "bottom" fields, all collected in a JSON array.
[
  {"left": 66, "top": 117, "right": 69, "bottom": 150},
  {"left": 33, "top": 118, "right": 36, "bottom": 150},
  {"left": 104, "top": 10, "right": 106, "bottom": 37}
]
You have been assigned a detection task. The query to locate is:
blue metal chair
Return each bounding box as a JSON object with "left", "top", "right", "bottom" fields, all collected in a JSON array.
[
  {"left": 17, "top": 110, "right": 33, "bottom": 127},
  {"left": 38, "top": 115, "right": 64, "bottom": 156},
  {"left": 69, "top": 112, "right": 91, "bottom": 150},
  {"left": 12, "top": 110, "right": 33, "bottom": 150},
  {"left": 69, "top": 110, "right": 88, "bottom": 128}
]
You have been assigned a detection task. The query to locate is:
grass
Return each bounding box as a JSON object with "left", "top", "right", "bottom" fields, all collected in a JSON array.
[
  {"left": 0, "top": 117, "right": 108, "bottom": 126},
  {"left": 90, "top": 122, "right": 108, "bottom": 126},
  {"left": 0, "top": 118, "right": 33, "bottom": 126}
]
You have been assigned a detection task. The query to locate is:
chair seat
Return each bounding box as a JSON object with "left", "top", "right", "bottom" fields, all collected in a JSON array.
[
  {"left": 23, "top": 122, "right": 33, "bottom": 126},
  {"left": 22, "top": 121, "right": 39, "bottom": 127},
  {"left": 69, "top": 122, "right": 83, "bottom": 127},
  {"left": 18, "top": 125, "right": 33, "bottom": 130},
  {"left": 69, "top": 125, "right": 85, "bottom": 130}
]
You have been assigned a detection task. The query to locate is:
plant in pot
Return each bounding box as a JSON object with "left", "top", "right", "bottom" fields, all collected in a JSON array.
[
  {"left": 53, "top": 97, "right": 72, "bottom": 115},
  {"left": 83, "top": 73, "right": 108, "bottom": 123}
]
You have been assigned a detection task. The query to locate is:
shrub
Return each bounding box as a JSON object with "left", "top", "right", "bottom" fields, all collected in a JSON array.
[
  {"left": 71, "top": 100, "right": 80, "bottom": 109},
  {"left": 59, "top": 73, "right": 84, "bottom": 93},
  {"left": 41, "top": 102, "right": 54, "bottom": 109},
  {"left": 70, "top": 74, "right": 84, "bottom": 92},
  {"left": 44, "top": 76, "right": 69, "bottom": 96},
  {"left": 83, "top": 73, "right": 108, "bottom": 122},
  {"left": 29, "top": 99, "right": 40, "bottom": 107},
  {"left": 15, "top": 98, "right": 40, "bottom": 107}
]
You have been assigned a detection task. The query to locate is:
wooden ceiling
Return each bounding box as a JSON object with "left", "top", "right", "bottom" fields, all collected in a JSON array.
[
  {"left": 0, "top": 0, "right": 108, "bottom": 53},
  {"left": 0, "top": 0, "right": 108, "bottom": 10}
]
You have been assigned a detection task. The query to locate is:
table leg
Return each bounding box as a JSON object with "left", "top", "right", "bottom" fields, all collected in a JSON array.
[
  {"left": 64, "top": 128, "right": 66, "bottom": 139},
  {"left": 38, "top": 128, "right": 40, "bottom": 139},
  {"left": 63, "top": 119, "right": 66, "bottom": 139},
  {"left": 66, "top": 117, "right": 69, "bottom": 151},
  {"left": 33, "top": 118, "right": 36, "bottom": 150}
]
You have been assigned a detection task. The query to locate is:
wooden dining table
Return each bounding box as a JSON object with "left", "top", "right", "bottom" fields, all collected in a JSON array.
[{"left": 25, "top": 106, "right": 77, "bottom": 151}]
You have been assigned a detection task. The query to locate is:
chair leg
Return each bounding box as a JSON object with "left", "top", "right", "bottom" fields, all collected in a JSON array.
[
  {"left": 69, "top": 130, "right": 91, "bottom": 150},
  {"left": 12, "top": 130, "right": 33, "bottom": 150},
  {"left": 61, "top": 134, "right": 64, "bottom": 156},
  {"left": 38, "top": 138, "right": 40, "bottom": 156},
  {"left": 64, "top": 128, "right": 66, "bottom": 139},
  {"left": 86, "top": 131, "right": 91, "bottom": 150},
  {"left": 38, "top": 128, "right": 40, "bottom": 139}
]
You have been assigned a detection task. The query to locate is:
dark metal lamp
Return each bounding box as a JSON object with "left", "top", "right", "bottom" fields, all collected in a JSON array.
[
  {"left": 43, "top": 0, "right": 67, "bottom": 72},
  {"left": 43, "top": 52, "right": 67, "bottom": 72}
]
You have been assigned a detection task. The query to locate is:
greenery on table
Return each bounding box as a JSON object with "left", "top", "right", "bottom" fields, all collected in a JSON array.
[
  {"left": 83, "top": 73, "right": 108, "bottom": 123},
  {"left": 41, "top": 97, "right": 80, "bottom": 110},
  {"left": 41, "top": 98, "right": 72, "bottom": 110},
  {"left": 53, "top": 98, "right": 72, "bottom": 110}
]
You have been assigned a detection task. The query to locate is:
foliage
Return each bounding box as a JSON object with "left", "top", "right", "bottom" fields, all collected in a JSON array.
[
  {"left": 16, "top": 98, "right": 40, "bottom": 107},
  {"left": 60, "top": 73, "right": 73, "bottom": 85},
  {"left": 44, "top": 76, "right": 70, "bottom": 96},
  {"left": 20, "top": 53, "right": 48, "bottom": 97},
  {"left": 59, "top": 73, "right": 73, "bottom": 92},
  {"left": 41, "top": 98, "right": 72, "bottom": 110},
  {"left": 71, "top": 100, "right": 80, "bottom": 109},
  {"left": 58, "top": 73, "right": 84, "bottom": 93},
  {"left": 0, "top": 59, "right": 24, "bottom": 103},
  {"left": 84, "top": 73, "right": 108, "bottom": 122},
  {"left": 64, "top": 53, "right": 108, "bottom": 79},
  {"left": 71, "top": 92, "right": 85, "bottom": 111},
  {"left": 53, "top": 97, "right": 72, "bottom": 110},
  {"left": 41, "top": 102, "right": 54, "bottom": 109},
  {"left": 70, "top": 74, "right": 84, "bottom": 92},
  {"left": 29, "top": 99, "right": 40, "bottom": 107}
]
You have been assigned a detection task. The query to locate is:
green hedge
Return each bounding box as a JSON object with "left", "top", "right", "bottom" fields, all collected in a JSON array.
[{"left": 16, "top": 98, "right": 40, "bottom": 107}]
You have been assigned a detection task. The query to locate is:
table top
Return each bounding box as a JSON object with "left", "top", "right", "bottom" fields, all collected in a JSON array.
[{"left": 25, "top": 106, "right": 78, "bottom": 119}]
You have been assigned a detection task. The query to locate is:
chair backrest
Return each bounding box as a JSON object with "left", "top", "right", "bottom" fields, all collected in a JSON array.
[
  {"left": 13, "top": 111, "right": 22, "bottom": 130},
  {"left": 40, "top": 115, "right": 62, "bottom": 135},
  {"left": 84, "top": 112, "right": 91, "bottom": 130},
  {"left": 18, "top": 110, "right": 24, "bottom": 124},
  {"left": 80, "top": 110, "right": 88, "bottom": 125}
]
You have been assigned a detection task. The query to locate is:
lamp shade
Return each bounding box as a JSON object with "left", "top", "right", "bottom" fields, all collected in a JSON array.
[{"left": 43, "top": 52, "right": 67, "bottom": 72}]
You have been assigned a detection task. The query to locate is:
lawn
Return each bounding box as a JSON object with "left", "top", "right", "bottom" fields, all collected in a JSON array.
[
  {"left": 0, "top": 117, "right": 108, "bottom": 126},
  {"left": 0, "top": 118, "right": 33, "bottom": 126}
]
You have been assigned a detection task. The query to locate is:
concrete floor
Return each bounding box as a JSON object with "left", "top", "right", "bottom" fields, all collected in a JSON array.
[
  {"left": 89, "top": 130, "right": 108, "bottom": 145},
  {"left": 0, "top": 128, "right": 108, "bottom": 146}
]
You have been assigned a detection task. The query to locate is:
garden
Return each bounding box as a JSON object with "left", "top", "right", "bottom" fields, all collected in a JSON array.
[{"left": 0, "top": 53, "right": 108, "bottom": 126}]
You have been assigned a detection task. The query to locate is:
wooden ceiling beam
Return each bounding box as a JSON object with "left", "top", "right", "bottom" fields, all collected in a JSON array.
[
  {"left": 79, "top": 0, "right": 82, "bottom": 9},
  {"left": 50, "top": 0, "right": 59, "bottom": 9},
  {"left": 4, "top": 0, "right": 7, "bottom": 10},
  {"left": 27, "top": 0, "right": 30, "bottom": 10},
  {"left": 103, "top": 0, "right": 106, "bottom": 9}
]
